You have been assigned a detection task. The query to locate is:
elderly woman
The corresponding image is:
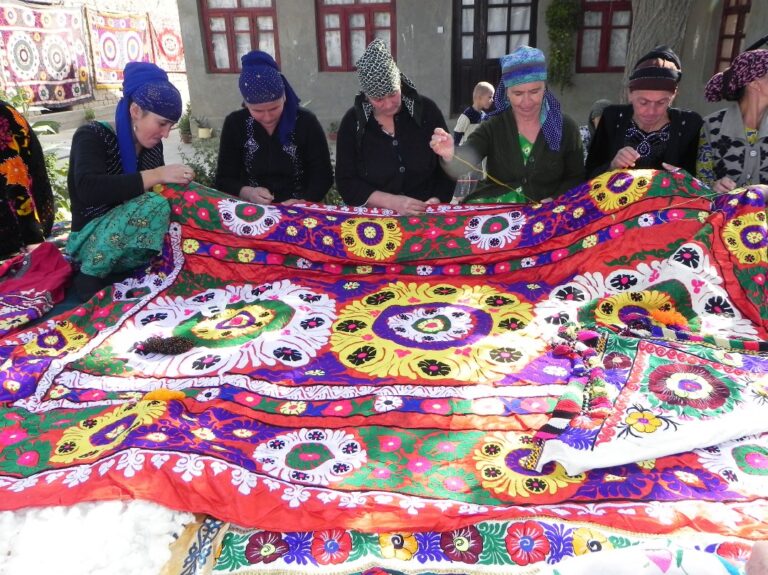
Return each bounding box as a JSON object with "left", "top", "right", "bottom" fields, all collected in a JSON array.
[
  {"left": 697, "top": 48, "right": 768, "bottom": 193},
  {"left": 67, "top": 62, "right": 194, "bottom": 301},
  {"left": 585, "top": 45, "right": 702, "bottom": 179},
  {"left": 431, "top": 46, "right": 584, "bottom": 203},
  {"left": 0, "top": 100, "right": 54, "bottom": 259},
  {"left": 215, "top": 50, "right": 332, "bottom": 204},
  {"left": 335, "top": 39, "right": 454, "bottom": 215}
]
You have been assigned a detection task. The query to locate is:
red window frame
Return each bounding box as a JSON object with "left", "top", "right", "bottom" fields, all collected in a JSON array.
[
  {"left": 316, "top": 0, "right": 396, "bottom": 72},
  {"left": 576, "top": 0, "right": 632, "bottom": 73},
  {"left": 199, "top": 1, "right": 280, "bottom": 73},
  {"left": 714, "top": 0, "right": 751, "bottom": 73}
]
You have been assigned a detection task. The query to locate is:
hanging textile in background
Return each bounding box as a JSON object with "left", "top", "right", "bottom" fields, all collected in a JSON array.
[
  {"left": 0, "top": 5, "right": 93, "bottom": 108},
  {"left": 85, "top": 8, "right": 152, "bottom": 88},
  {"left": 150, "top": 18, "right": 185, "bottom": 73}
]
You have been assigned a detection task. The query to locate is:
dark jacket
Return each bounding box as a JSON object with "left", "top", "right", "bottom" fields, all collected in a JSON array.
[
  {"left": 585, "top": 104, "right": 703, "bottom": 179},
  {"left": 215, "top": 107, "right": 333, "bottom": 203},
  {"left": 68, "top": 121, "right": 161, "bottom": 232},
  {"left": 335, "top": 91, "right": 455, "bottom": 206},
  {"left": 459, "top": 107, "right": 584, "bottom": 202}
]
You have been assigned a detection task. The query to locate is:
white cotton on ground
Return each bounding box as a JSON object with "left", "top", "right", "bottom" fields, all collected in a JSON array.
[{"left": 0, "top": 500, "right": 195, "bottom": 575}]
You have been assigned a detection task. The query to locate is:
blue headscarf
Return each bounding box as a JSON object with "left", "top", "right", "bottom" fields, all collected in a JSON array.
[
  {"left": 238, "top": 50, "right": 300, "bottom": 146},
  {"left": 115, "top": 62, "right": 182, "bottom": 173}
]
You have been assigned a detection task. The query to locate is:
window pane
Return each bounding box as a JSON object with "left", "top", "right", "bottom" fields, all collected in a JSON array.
[
  {"left": 462, "top": 35, "right": 473, "bottom": 59},
  {"left": 257, "top": 16, "right": 273, "bottom": 30},
  {"left": 242, "top": 0, "right": 272, "bottom": 6},
  {"left": 608, "top": 29, "right": 629, "bottom": 67},
  {"left": 487, "top": 35, "right": 507, "bottom": 59},
  {"left": 720, "top": 38, "right": 734, "bottom": 58},
  {"left": 351, "top": 29, "right": 367, "bottom": 63},
  {"left": 462, "top": 0, "right": 474, "bottom": 5},
  {"left": 724, "top": 14, "right": 737, "bottom": 35},
  {"left": 584, "top": 11, "right": 602, "bottom": 26},
  {"left": 462, "top": 8, "right": 474, "bottom": 33},
  {"left": 259, "top": 32, "right": 275, "bottom": 55},
  {"left": 235, "top": 33, "right": 252, "bottom": 63},
  {"left": 325, "top": 31, "right": 342, "bottom": 67},
  {"left": 509, "top": 7, "right": 530, "bottom": 32},
  {"left": 324, "top": 0, "right": 354, "bottom": 4},
  {"left": 208, "top": 0, "right": 236, "bottom": 7},
  {"left": 234, "top": 16, "right": 249, "bottom": 32},
  {"left": 580, "top": 30, "right": 600, "bottom": 67},
  {"left": 374, "top": 12, "right": 390, "bottom": 27},
  {"left": 508, "top": 33, "right": 529, "bottom": 51},
  {"left": 488, "top": 8, "right": 507, "bottom": 33},
  {"left": 360, "top": 0, "right": 389, "bottom": 3},
  {"left": 612, "top": 10, "right": 630, "bottom": 26},
  {"left": 209, "top": 17, "right": 226, "bottom": 32},
  {"left": 212, "top": 33, "right": 230, "bottom": 68},
  {"left": 325, "top": 14, "right": 340, "bottom": 28},
  {"left": 374, "top": 29, "right": 389, "bottom": 43},
  {"left": 349, "top": 13, "right": 365, "bottom": 28}
]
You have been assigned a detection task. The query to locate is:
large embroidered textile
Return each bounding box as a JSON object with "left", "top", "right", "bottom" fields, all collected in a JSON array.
[
  {"left": 0, "top": 4, "right": 92, "bottom": 108},
  {"left": 85, "top": 9, "right": 152, "bottom": 88},
  {"left": 0, "top": 170, "right": 766, "bottom": 573},
  {"left": 149, "top": 18, "right": 185, "bottom": 73}
]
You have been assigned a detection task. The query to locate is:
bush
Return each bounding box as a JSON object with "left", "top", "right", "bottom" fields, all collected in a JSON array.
[
  {"left": 179, "top": 137, "right": 218, "bottom": 188},
  {"left": 44, "top": 151, "right": 70, "bottom": 222}
]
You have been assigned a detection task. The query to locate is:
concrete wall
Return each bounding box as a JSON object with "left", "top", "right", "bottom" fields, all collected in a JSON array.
[{"left": 180, "top": 0, "right": 767, "bottom": 130}]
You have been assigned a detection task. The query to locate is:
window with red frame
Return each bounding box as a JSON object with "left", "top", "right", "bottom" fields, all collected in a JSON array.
[
  {"left": 714, "top": 0, "right": 751, "bottom": 73},
  {"left": 316, "top": 0, "right": 396, "bottom": 72},
  {"left": 576, "top": 0, "right": 632, "bottom": 73},
  {"left": 199, "top": 0, "right": 279, "bottom": 73}
]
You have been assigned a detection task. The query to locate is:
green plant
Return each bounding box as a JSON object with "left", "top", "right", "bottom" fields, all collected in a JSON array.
[
  {"left": 179, "top": 137, "right": 218, "bottom": 188},
  {"left": 545, "top": 0, "right": 581, "bottom": 92},
  {"left": 179, "top": 103, "right": 192, "bottom": 135},
  {"left": 193, "top": 116, "right": 210, "bottom": 129},
  {"left": 0, "top": 86, "right": 60, "bottom": 135},
  {"left": 44, "top": 151, "right": 71, "bottom": 222},
  {"left": 83, "top": 107, "right": 96, "bottom": 122}
]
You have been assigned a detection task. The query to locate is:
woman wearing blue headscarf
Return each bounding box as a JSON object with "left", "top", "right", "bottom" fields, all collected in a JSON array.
[
  {"left": 215, "top": 50, "right": 333, "bottom": 204},
  {"left": 67, "top": 62, "right": 194, "bottom": 301}
]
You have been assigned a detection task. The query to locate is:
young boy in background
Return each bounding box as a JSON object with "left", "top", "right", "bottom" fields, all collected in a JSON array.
[{"left": 453, "top": 81, "right": 494, "bottom": 145}]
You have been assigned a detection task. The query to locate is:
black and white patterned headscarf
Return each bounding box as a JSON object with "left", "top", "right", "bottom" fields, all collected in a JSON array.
[{"left": 357, "top": 39, "right": 400, "bottom": 99}]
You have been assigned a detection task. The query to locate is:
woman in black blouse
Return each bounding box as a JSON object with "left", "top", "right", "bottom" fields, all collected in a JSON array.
[
  {"left": 335, "top": 39, "right": 454, "bottom": 215},
  {"left": 215, "top": 50, "right": 333, "bottom": 205},
  {"left": 585, "top": 45, "right": 702, "bottom": 179}
]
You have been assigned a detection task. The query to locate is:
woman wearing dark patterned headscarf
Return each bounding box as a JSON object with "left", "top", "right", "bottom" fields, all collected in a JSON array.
[
  {"left": 67, "top": 61, "right": 193, "bottom": 301},
  {"left": 0, "top": 100, "right": 54, "bottom": 259},
  {"left": 585, "top": 45, "right": 702, "bottom": 179},
  {"left": 214, "top": 50, "right": 332, "bottom": 205},
  {"left": 431, "top": 45, "right": 584, "bottom": 203},
  {"left": 334, "top": 39, "right": 454, "bottom": 215},
  {"left": 698, "top": 49, "right": 768, "bottom": 193}
]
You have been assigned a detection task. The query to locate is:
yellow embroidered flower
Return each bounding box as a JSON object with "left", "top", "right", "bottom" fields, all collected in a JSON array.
[
  {"left": 470, "top": 264, "right": 486, "bottom": 275},
  {"left": 533, "top": 221, "right": 544, "bottom": 234},
  {"left": 237, "top": 248, "right": 255, "bottom": 263},
  {"left": 573, "top": 527, "right": 613, "bottom": 555},
  {"left": 722, "top": 212, "right": 767, "bottom": 264},
  {"left": 572, "top": 207, "right": 584, "bottom": 218},
  {"left": 182, "top": 239, "right": 200, "bottom": 253},
  {"left": 625, "top": 410, "right": 662, "bottom": 433},
  {"left": 192, "top": 427, "right": 216, "bottom": 441},
  {"left": 356, "top": 265, "right": 373, "bottom": 274},
  {"left": 279, "top": 400, "right": 307, "bottom": 415},
  {"left": 322, "top": 235, "right": 334, "bottom": 246},
  {"left": 23, "top": 321, "right": 88, "bottom": 357},
  {"left": 582, "top": 234, "right": 598, "bottom": 249},
  {"left": 331, "top": 282, "right": 539, "bottom": 383},
  {"left": 588, "top": 170, "right": 652, "bottom": 212},
  {"left": 473, "top": 432, "right": 585, "bottom": 499},
  {"left": 379, "top": 533, "right": 418, "bottom": 561},
  {"left": 51, "top": 400, "right": 167, "bottom": 463},
  {"left": 303, "top": 217, "right": 318, "bottom": 229},
  {"left": 553, "top": 205, "right": 566, "bottom": 213},
  {"left": 286, "top": 225, "right": 298, "bottom": 236},
  {"left": 341, "top": 217, "right": 403, "bottom": 260},
  {"left": 594, "top": 290, "right": 677, "bottom": 328}
]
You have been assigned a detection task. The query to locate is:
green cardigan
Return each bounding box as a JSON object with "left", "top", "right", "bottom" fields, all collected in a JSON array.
[{"left": 456, "top": 108, "right": 585, "bottom": 203}]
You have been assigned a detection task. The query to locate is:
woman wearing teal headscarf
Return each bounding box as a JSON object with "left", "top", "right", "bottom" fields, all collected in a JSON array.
[{"left": 67, "top": 62, "right": 194, "bottom": 301}]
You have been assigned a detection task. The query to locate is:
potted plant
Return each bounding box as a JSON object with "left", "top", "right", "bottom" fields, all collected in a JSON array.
[
  {"left": 179, "top": 103, "right": 192, "bottom": 144},
  {"left": 194, "top": 116, "right": 212, "bottom": 139}
]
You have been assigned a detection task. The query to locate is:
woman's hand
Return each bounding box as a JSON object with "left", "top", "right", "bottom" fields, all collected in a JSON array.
[
  {"left": 609, "top": 146, "right": 641, "bottom": 170},
  {"left": 713, "top": 176, "right": 737, "bottom": 194},
  {"left": 430, "top": 128, "right": 455, "bottom": 161},
  {"left": 240, "top": 186, "right": 274, "bottom": 204},
  {"left": 367, "top": 190, "right": 439, "bottom": 215},
  {"left": 142, "top": 164, "right": 195, "bottom": 189}
]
